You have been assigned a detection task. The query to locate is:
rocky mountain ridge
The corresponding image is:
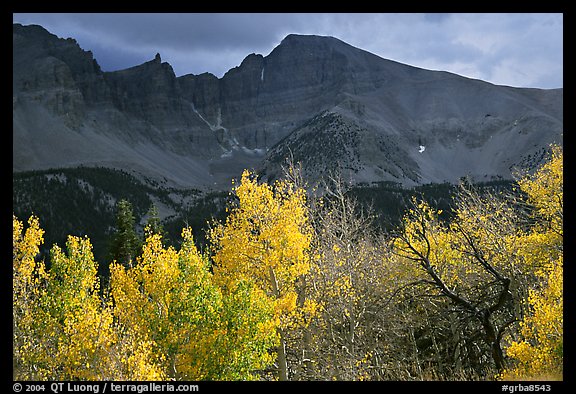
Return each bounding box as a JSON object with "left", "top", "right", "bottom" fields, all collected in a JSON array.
[{"left": 13, "top": 23, "right": 563, "bottom": 190}]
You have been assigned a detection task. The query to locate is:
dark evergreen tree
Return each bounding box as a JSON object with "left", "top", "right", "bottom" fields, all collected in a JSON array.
[
  {"left": 144, "top": 203, "right": 164, "bottom": 239},
  {"left": 109, "top": 199, "right": 141, "bottom": 268}
]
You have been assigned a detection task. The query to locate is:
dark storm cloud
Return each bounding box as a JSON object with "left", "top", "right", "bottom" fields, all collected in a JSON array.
[
  {"left": 12, "top": 13, "right": 305, "bottom": 51},
  {"left": 12, "top": 13, "right": 562, "bottom": 88}
]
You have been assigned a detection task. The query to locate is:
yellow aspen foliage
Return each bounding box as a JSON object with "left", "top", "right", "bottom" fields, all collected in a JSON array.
[
  {"left": 13, "top": 215, "right": 49, "bottom": 380},
  {"left": 393, "top": 188, "right": 526, "bottom": 372},
  {"left": 500, "top": 258, "right": 563, "bottom": 380},
  {"left": 13, "top": 215, "right": 46, "bottom": 288},
  {"left": 393, "top": 145, "right": 563, "bottom": 377},
  {"left": 499, "top": 146, "right": 563, "bottom": 380},
  {"left": 14, "top": 214, "right": 276, "bottom": 381},
  {"left": 110, "top": 226, "right": 277, "bottom": 380},
  {"left": 209, "top": 170, "right": 315, "bottom": 380},
  {"left": 38, "top": 236, "right": 117, "bottom": 380},
  {"left": 210, "top": 170, "right": 314, "bottom": 324},
  {"left": 45, "top": 235, "right": 163, "bottom": 380},
  {"left": 394, "top": 187, "right": 527, "bottom": 296},
  {"left": 518, "top": 145, "right": 563, "bottom": 236},
  {"left": 106, "top": 327, "right": 166, "bottom": 380},
  {"left": 393, "top": 199, "right": 465, "bottom": 288},
  {"left": 13, "top": 216, "right": 169, "bottom": 380}
]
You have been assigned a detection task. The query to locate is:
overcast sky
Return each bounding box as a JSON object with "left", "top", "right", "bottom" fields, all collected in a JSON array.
[{"left": 12, "top": 13, "right": 563, "bottom": 89}]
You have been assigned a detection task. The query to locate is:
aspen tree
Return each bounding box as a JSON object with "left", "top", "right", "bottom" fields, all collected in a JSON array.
[{"left": 209, "top": 170, "right": 316, "bottom": 380}]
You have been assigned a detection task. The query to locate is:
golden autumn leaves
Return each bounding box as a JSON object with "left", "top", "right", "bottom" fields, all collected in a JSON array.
[
  {"left": 500, "top": 147, "right": 563, "bottom": 380},
  {"left": 209, "top": 171, "right": 317, "bottom": 380},
  {"left": 13, "top": 169, "right": 314, "bottom": 380},
  {"left": 13, "top": 147, "right": 563, "bottom": 381},
  {"left": 210, "top": 171, "right": 317, "bottom": 329}
]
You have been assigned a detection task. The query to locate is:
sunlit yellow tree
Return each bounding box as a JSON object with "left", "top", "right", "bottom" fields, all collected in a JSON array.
[
  {"left": 13, "top": 214, "right": 162, "bottom": 380},
  {"left": 14, "top": 215, "right": 111, "bottom": 380},
  {"left": 500, "top": 146, "right": 563, "bottom": 380},
  {"left": 391, "top": 190, "right": 523, "bottom": 373},
  {"left": 518, "top": 146, "right": 563, "bottom": 237},
  {"left": 13, "top": 215, "right": 49, "bottom": 380},
  {"left": 41, "top": 235, "right": 117, "bottom": 379},
  {"left": 391, "top": 145, "right": 563, "bottom": 378},
  {"left": 501, "top": 257, "right": 563, "bottom": 380},
  {"left": 209, "top": 170, "right": 316, "bottom": 380},
  {"left": 110, "top": 227, "right": 278, "bottom": 380}
]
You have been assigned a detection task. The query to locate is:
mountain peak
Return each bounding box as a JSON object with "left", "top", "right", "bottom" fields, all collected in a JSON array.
[
  {"left": 271, "top": 33, "right": 393, "bottom": 72},
  {"left": 13, "top": 23, "right": 53, "bottom": 38},
  {"left": 278, "top": 33, "right": 351, "bottom": 51},
  {"left": 281, "top": 33, "right": 342, "bottom": 43}
]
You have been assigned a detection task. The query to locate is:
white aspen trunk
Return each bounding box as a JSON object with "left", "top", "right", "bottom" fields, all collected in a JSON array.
[{"left": 269, "top": 266, "right": 289, "bottom": 380}]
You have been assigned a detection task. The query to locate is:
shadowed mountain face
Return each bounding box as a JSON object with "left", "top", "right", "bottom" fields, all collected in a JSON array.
[{"left": 13, "top": 24, "right": 563, "bottom": 189}]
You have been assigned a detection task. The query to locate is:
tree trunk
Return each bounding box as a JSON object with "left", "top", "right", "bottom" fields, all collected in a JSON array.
[
  {"left": 269, "top": 266, "right": 289, "bottom": 380},
  {"left": 297, "top": 276, "right": 312, "bottom": 379},
  {"left": 481, "top": 310, "right": 506, "bottom": 372},
  {"left": 277, "top": 329, "right": 289, "bottom": 381}
]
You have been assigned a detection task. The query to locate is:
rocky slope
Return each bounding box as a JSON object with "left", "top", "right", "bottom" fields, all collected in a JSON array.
[
  {"left": 13, "top": 24, "right": 563, "bottom": 189},
  {"left": 13, "top": 23, "right": 222, "bottom": 188}
]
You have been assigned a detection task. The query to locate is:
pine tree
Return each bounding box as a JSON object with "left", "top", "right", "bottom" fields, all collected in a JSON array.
[
  {"left": 109, "top": 199, "right": 141, "bottom": 268},
  {"left": 144, "top": 203, "right": 164, "bottom": 238}
]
